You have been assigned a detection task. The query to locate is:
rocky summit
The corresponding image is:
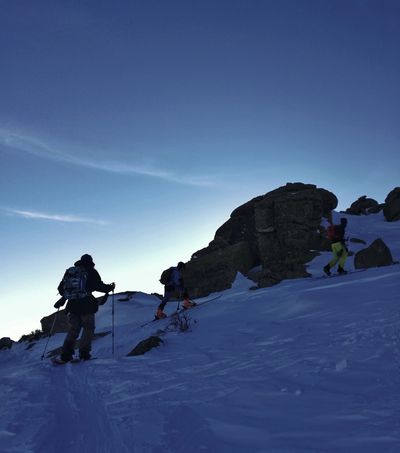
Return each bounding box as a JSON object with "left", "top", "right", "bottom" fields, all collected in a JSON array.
[{"left": 183, "top": 183, "right": 337, "bottom": 297}]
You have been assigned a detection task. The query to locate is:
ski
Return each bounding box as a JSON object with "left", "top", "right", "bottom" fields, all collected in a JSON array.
[
  {"left": 312, "top": 269, "right": 367, "bottom": 281},
  {"left": 140, "top": 294, "right": 222, "bottom": 327},
  {"left": 51, "top": 357, "right": 97, "bottom": 365},
  {"left": 140, "top": 306, "right": 195, "bottom": 328},
  {"left": 51, "top": 357, "right": 68, "bottom": 365}
]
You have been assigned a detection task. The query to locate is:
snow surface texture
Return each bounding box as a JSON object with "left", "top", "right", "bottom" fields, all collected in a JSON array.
[{"left": 1, "top": 212, "right": 399, "bottom": 453}]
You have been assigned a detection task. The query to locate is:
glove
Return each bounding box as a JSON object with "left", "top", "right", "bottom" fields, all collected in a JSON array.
[
  {"left": 108, "top": 282, "right": 116, "bottom": 292},
  {"left": 54, "top": 297, "right": 66, "bottom": 308}
]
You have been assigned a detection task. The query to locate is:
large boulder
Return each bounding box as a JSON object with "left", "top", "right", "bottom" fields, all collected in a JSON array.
[
  {"left": 185, "top": 241, "right": 255, "bottom": 296},
  {"left": 345, "top": 196, "right": 381, "bottom": 215},
  {"left": 354, "top": 239, "right": 394, "bottom": 269},
  {"left": 40, "top": 310, "right": 69, "bottom": 334},
  {"left": 383, "top": 187, "right": 400, "bottom": 221},
  {"left": 185, "top": 183, "right": 338, "bottom": 297}
]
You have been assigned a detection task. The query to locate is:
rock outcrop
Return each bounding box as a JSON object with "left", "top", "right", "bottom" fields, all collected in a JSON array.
[
  {"left": 184, "top": 183, "right": 338, "bottom": 297},
  {"left": 40, "top": 310, "right": 69, "bottom": 334},
  {"left": 383, "top": 187, "right": 400, "bottom": 222},
  {"left": 127, "top": 336, "right": 164, "bottom": 356},
  {"left": 0, "top": 337, "right": 14, "bottom": 350},
  {"left": 345, "top": 196, "right": 382, "bottom": 215},
  {"left": 354, "top": 239, "right": 394, "bottom": 269}
]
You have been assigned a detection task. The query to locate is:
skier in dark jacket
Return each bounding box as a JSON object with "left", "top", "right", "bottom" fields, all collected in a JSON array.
[
  {"left": 323, "top": 218, "right": 348, "bottom": 276},
  {"left": 55, "top": 254, "right": 115, "bottom": 362},
  {"left": 155, "top": 261, "right": 194, "bottom": 319}
]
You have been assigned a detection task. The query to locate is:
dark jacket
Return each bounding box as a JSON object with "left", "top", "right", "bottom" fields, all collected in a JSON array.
[{"left": 58, "top": 260, "right": 112, "bottom": 314}]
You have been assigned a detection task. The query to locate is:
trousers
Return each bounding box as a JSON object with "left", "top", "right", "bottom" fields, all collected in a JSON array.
[
  {"left": 61, "top": 312, "right": 95, "bottom": 358},
  {"left": 328, "top": 242, "right": 348, "bottom": 269}
]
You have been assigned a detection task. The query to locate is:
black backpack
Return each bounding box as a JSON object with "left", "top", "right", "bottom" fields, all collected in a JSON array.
[
  {"left": 159, "top": 267, "right": 173, "bottom": 285},
  {"left": 62, "top": 266, "right": 89, "bottom": 299}
]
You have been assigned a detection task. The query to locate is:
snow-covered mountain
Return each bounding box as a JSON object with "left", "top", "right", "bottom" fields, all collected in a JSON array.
[{"left": 1, "top": 212, "right": 399, "bottom": 453}]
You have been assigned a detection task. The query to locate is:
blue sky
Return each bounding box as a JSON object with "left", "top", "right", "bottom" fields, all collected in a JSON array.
[{"left": 0, "top": 0, "right": 399, "bottom": 339}]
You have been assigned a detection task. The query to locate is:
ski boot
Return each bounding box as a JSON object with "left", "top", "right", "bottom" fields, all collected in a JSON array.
[
  {"left": 337, "top": 266, "right": 347, "bottom": 275},
  {"left": 79, "top": 351, "right": 92, "bottom": 361},
  {"left": 155, "top": 309, "right": 167, "bottom": 320},
  {"left": 182, "top": 299, "right": 196, "bottom": 309},
  {"left": 323, "top": 264, "right": 331, "bottom": 276},
  {"left": 52, "top": 352, "right": 73, "bottom": 365},
  {"left": 52, "top": 357, "right": 68, "bottom": 365}
]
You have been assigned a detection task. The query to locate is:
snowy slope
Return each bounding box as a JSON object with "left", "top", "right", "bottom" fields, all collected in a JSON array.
[{"left": 0, "top": 213, "right": 399, "bottom": 453}]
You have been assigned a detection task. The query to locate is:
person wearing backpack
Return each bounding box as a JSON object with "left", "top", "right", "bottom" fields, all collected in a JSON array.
[
  {"left": 54, "top": 254, "right": 115, "bottom": 362},
  {"left": 323, "top": 218, "right": 348, "bottom": 276},
  {"left": 155, "top": 261, "right": 195, "bottom": 319}
]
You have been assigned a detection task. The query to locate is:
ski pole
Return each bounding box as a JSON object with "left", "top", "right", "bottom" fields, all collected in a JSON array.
[
  {"left": 112, "top": 288, "right": 115, "bottom": 356},
  {"left": 41, "top": 308, "right": 59, "bottom": 360}
]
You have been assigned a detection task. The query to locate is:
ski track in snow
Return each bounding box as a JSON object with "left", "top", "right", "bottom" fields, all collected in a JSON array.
[
  {"left": 0, "top": 356, "right": 129, "bottom": 453},
  {"left": 1, "top": 212, "right": 400, "bottom": 452}
]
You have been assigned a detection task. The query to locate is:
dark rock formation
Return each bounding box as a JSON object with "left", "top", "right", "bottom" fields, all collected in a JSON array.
[
  {"left": 40, "top": 310, "right": 69, "bottom": 334},
  {"left": 0, "top": 337, "right": 14, "bottom": 350},
  {"left": 345, "top": 196, "right": 381, "bottom": 215},
  {"left": 127, "top": 336, "right": 164, "bottom": 356},
  {"left": 184, "top": 183, "right": 338, "bottom": 297},
  {"left": 383, "top": 187, "right": 400, "bottom": 222},
  {"left": 354, "top": 239, "right": 394, "bottom": 269}
]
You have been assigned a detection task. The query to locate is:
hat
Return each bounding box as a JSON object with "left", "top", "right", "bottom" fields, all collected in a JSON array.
[{"left": 80, "top": 254, "right": 94, "bottom": 265}]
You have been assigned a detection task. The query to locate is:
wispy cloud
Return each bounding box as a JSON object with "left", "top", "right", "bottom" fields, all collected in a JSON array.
[
  {"left": 0, "top": 129, "right": 217, "bottom": 187},
  {"left": 2, "top": 207, "right": 108, "bottom": 225}
]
